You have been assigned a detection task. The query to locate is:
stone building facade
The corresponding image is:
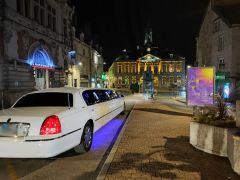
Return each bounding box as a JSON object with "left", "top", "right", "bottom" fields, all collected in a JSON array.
[
  {"left": 196, "top": 0, "right": 240, "bottom": 91},
  {"left": 108, "top": 29, "right": 186, "bottom": 91},
  {"left": 70, "top": 36, "right": 104, "bottom": 88},
  {"left": 0, "top": 0, "right": 73, "bottom": 108},
  {"left": 108, "top": 49, "right": 185, "bottom": 91}
]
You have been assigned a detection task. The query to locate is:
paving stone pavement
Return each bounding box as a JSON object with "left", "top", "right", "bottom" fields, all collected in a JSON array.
[{"left": 104, "top": 97, "right": 239, "bottom": 180}]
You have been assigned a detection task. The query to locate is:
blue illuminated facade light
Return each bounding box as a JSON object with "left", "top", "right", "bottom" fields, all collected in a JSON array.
[{"left": 27, "top": 48, "right": 56, "bottom": 69}]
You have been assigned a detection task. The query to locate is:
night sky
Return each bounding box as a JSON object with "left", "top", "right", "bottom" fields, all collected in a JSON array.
[{"left": 72, "top": 0, "right": 209, "bottom": 69}]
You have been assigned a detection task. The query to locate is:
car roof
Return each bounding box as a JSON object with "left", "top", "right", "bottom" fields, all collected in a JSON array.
[
  {"left": 30, "top": 87, "right": 87, "bottom": 94},
  {"left": 28, "top": 87, "right": 114, "bottom": 95}
]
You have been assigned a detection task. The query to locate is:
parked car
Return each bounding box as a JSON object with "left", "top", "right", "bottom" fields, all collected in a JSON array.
[{"left": 0, "top": 87, "right": 124, "bottom": 158}]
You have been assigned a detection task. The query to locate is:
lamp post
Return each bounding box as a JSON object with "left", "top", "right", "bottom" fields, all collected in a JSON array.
[{"left": 103, "top": 62, "right": 107, "bottom": 88}]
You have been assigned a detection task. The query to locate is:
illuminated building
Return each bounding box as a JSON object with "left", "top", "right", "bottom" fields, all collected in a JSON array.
[{"left": 108, "top": 28, "right": 186, "bottom": 91}]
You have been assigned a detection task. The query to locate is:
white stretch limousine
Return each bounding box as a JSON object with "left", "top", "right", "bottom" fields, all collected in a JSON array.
[{"left": 0, "top": 88, "right": 125, "bottom": 158}]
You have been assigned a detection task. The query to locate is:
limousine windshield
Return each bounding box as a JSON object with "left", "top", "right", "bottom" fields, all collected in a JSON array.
[{"left": 14, "top": 92, "right": 73, "bottom": 107}]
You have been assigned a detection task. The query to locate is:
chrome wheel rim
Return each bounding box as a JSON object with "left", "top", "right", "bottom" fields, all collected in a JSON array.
[{"left": 83, "top": 126, "right": 92, "bottom": 148}]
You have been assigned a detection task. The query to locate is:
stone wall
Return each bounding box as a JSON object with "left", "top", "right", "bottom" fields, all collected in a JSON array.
[
  {"left": 0, "top": 63, "right": 35, "bottom": 108},
  {"left": 190, "top": 121, "right": 240, "bottom": 174},
  {"left": 232, "top": 27, "right": 240, "bottom": 78},
  {"left": 211, "top": 18, "right": 232, "bottom": 72},
  {"left": 190, "top": 122, "right": 228, "bottom": 156},
  {"left": 197, "top": 3, "right": 213, "bottom": 66}
]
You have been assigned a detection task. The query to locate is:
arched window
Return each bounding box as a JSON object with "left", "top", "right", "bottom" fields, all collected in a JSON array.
[{"left": 27, "top": 48, "right": 55, "bottom": 69}]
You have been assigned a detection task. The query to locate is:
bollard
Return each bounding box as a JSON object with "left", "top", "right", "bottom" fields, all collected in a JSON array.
[{"left": 236, "top": 100, "right": 240, "bottom": 127}]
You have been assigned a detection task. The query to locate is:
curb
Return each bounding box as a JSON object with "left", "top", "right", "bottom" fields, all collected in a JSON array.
[
  {"left": 96, "top": 103, "right": 136, "bottom": 180},
  {"left": 171, "top": 96, "right": 186, "bottom": 104}
]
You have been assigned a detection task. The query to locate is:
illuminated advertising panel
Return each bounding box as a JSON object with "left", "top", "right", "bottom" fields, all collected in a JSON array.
[{"left": 187, "top": 67, "right": 214, "bottom": 106}]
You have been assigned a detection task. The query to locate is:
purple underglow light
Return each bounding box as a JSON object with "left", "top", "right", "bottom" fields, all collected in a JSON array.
[
  {"left": 92, "top": 118, "right": 124, "bottom": 151},
  {"left": 27, "top": 48, "right": 55, "bottom": 69}
]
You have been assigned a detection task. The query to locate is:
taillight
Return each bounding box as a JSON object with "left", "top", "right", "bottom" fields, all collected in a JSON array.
[{"left": 40, "top": 115, "right": 62, "bottom": 135}]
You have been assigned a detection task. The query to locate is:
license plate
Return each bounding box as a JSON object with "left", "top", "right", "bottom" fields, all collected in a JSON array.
[{"left": 0, "top": 123, "right": 30, "bottom": 137}]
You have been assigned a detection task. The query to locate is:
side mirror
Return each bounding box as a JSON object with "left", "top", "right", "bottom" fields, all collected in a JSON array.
[{"left": 120, "top": 94, "right": 124, "bottom": 98}]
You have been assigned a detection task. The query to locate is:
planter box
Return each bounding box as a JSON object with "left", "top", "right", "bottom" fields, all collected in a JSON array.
[
  {"left": 228, "top": 130, "right": 240, "bottom": 175},
  {"left": 190, "top": 121, "right": 228, "bottom": 156},
  {"left": 190, "top": 121, "right": 240, "bottom": 175}
]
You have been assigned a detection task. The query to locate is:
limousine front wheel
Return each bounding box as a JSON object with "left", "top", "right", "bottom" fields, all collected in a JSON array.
[{"left": 74, "top": 122, "right": 93, "bottom": 154}]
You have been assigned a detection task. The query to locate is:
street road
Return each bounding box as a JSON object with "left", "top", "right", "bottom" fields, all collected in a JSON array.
[
  {"left": 0, "top": 98, "right": 135, "bottom": 180},
  {"left": 0, "top": 94, "right": 192, "bottom": 180}
]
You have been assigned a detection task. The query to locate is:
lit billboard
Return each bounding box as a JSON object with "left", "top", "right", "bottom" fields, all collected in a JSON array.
[{"left": 187, "top": 67, "right": 215, "bottom": 106}]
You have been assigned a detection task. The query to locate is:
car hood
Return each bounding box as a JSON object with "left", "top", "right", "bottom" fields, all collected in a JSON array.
[{"left": 0, "top": 107, "right": 69, "bottom": 137}]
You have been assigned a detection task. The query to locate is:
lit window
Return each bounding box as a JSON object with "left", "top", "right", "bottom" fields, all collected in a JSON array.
[
  {"left": 125, "top": 65, "right": 129, "bottom": 73},
  {"left": 177, "top": 76, "right": 182, "bottom": 86},
  {"left": 169, "top": 76, "right": 174, "bottom": 84},
  {"left": 132, "top": 76, "right": 136, "bottom": 84},
  {"left": 154, "top": 77, "right": 158, "bottom": 86},
  {"left": 124, "top": 76, "right": 129, "bottom": 85},
  {"left": 118, "top": 65, "right": 122, "bottom": 74},
  {"left": 176, "top": 64, "right": 182, "bottom": 72},
  {"left": 169, "top": 64, "right": 174, "bottom": 72},
  {"left": 133, "top": 64, "right": 136, "bottom": 73},
  {"left": 162, "top": 64, "right": 167, "bottom": 72},
  {"left": 118, "top": 76, "right": 122, "bottom": 84},
  {"left": 154, "top": 65, "right": 158, "bottom": 73}
]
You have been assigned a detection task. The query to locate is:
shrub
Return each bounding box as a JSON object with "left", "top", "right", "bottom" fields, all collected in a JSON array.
[{"left": 193, "top": 87, "right": 235, "bottom": 127}]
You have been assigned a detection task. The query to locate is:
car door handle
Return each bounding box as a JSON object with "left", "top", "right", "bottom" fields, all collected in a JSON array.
[{"left": 92, "top": 109, "right": 94, "bottom": 112}]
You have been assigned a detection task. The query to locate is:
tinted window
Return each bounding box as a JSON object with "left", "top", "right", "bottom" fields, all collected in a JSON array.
[
  {"left": 106, "top": 90, "right": 118, "bottom": 99},
  {"left": 14, "top": 93, "right": 73, "bottom": 107},
  {"left": 82, "top": 90, "right": 98, "bottom": 106},
  {"left": 115, "top": 92, "right": 121, "bottom": 98},
  {"left": 95, "top": 90, "right": 110, "bottom": 102}
]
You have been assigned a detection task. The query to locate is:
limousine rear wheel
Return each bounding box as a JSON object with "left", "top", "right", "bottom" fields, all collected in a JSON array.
[{"left": 74, "top": 122, "right": 93, "bottom": 154}]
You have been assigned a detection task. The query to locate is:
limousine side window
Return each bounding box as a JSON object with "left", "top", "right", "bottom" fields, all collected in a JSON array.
[
  {"left": 82, "top": 90, "right": 99, "bottom": 106},
  {"left": 95, "top": 90, "right": 110, "bottom": 102},
  {"left": 115, "top": 92, "right": 122, "bottom": 98},
  {"left": 106, "top": 90, "right": 118, "bottom": 100}
]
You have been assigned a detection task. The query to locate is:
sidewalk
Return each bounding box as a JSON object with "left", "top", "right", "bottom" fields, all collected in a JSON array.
[{"left": 99, "top": 96, "right": 239, "bottom": 180}]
